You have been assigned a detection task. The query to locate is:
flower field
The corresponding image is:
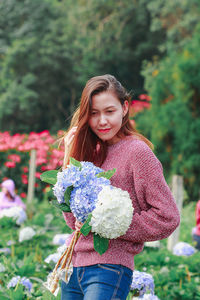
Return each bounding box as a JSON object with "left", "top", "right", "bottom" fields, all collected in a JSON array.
[
  {"left": 0, "top": 132, "right": 200, "bottom": 299},
  {"left": 0, "top": 199, "right": 73, "bottom": 299},
  {"left": 0, "top": 200, "right": 200, "bottom": 299},
  {"left": 0, "top": 131, "right": 65, "bottom": 199}
]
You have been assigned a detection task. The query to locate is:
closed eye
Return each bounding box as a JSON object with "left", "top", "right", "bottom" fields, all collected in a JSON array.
[{"left": 91, "top": 111, "right": 98, "bottom": 115}]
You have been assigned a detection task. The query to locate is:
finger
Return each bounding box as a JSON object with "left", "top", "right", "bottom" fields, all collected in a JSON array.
[{"left": 64, "top": 127, "right": 78, "bottom": 146}]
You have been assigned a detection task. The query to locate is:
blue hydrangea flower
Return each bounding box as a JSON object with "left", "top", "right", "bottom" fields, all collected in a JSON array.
[
  {"left": 130, "top": 270, "right": 155, "bottom": 297},
  {"left": 20, "top": 277, "right": 33, "bottom": 291},
  {"left": 53, "top": 162, "right": 106, "bottom": 204},
  {"left": 7, "top": 276, "right": 32, "bottom": 292},
  {"left": 173, "top": 242, "right": 196, "bottom": 256},
  {"left": 7, "top": 276, "right": 21, "bottom": 288},
  {"left": 70, "top": 176, "right": 110, "bottom": 222}
]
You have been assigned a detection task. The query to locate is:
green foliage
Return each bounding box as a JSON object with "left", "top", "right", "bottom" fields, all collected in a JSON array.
[
  {"left": 133, "top": 248, "right": 200, "bottom": 299},
  {"left": 96, "top": 168, "right": 116, "bottom": 179},
  {"left": 51, "top": 199, "right": 71, "bottom": 213},
  {"left": 64, "top": 186, "right": 73, "bottom": 207},
  {"left": 69, "top": 157, "right": 82, "bottom": 169},
  {"left": 80, "top": 214, "right": 92, "bottom": 236},
  {"left": 0, "top": 0, "right": 164, "bottom": 133},
  {"left": 0, "top": 200, "right": 68, "bottom": 299},
  {"left": 127, "top": 201, "right": 200, "bottom": 299},
  {"left": 0, "top": 197, "right": 199, "bottom": 299},
  {"left": 138, "top": 0, "right": 200, "bottom": 200},
  {"left": 93, "top": 233, "right": 109, "bottom": 255},
  {"left": 0, "top": 217, "right": 18, "bottom": 228},
  {"left": 0, "top": 0, "right": 76, "bottom": 133},
  {"left": 40, "top": 170, "right": 59, "bottom": 185}
]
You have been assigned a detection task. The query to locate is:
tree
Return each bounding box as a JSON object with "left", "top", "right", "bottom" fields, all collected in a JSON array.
[
  {"left": 138, "top": 0, "right": 200, "bottom": 201},
  {"left": 0, "top": 0, "right": 166, "bottom": 133},
  {"left": 0, "top": 0, "right": 76, "bottom": 133},
  {"left": 60, "top": 0, "right": 165, "bottom": 92}
]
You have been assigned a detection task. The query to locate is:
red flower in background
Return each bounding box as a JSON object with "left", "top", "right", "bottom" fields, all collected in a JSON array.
[
  {"left": 139, "top": 94, "right": 151, "bottom": 101},
  {"left": 129, "top": 94, "right": 151, "bottom": 118},
  {"left": 7, "top": 154, "right": 21, "bottom": 163},
  {"left": 23, "top": 167, "right": 28, "bottom": 173},
  {"left": 20, "top": 192, "right": 27, "bottom": 198},
  {"left": 35, "top": 172, "right": 41, "bottom": 179},
  {"left": 4, "top": 161, "right": 16, "bottom": 168},
  {"left": 21, "top": 174, "right": 28, "bottom": 184},
  {"left": 57, "top": 130, "right": 64, "bottom": 137},
  {"left": 1, "top": 131, "right": 65, "bottom": 197}
]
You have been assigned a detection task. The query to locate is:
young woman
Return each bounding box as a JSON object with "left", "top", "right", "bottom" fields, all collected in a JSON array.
[{"left": 61, "top": 74, "right": 180, "bottom": 300}]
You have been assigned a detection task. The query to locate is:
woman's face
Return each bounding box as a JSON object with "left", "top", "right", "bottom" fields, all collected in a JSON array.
[
  {"left": 89, "top": 91, "right": 128, "bottom": 144},
  {"left": 2, "top": 187, "right": 8, "bottom": 194},
  {"left": 2, "top": 187, "right": 13, "bottom": 200}
]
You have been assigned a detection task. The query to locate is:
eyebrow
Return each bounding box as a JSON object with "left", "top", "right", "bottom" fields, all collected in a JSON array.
[{"left": 91, "top": 105, "right": 116, "bottom": 111}]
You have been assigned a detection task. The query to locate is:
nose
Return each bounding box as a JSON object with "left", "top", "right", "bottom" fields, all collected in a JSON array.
[{"left": 99, "top": 114, "right": 107, "bottom": 125}]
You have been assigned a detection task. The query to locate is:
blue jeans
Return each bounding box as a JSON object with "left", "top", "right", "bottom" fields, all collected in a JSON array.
[{"left": 61, "top": 264, "right": 133, "bottom": 300}]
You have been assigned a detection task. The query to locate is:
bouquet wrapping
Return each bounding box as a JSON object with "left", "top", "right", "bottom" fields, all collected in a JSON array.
[{"left": 41, "top": 157, "right": 134, "bottom": 295}]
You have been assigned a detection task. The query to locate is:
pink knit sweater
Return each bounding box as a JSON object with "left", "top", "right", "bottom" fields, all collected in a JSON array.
[{"left": 63, "top": 136, "right": 180, "bottom": 270}]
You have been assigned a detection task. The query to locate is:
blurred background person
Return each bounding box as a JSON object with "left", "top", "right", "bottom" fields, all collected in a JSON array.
[{"left": 0, "top": 179, "right": 26, "bottom": 211}]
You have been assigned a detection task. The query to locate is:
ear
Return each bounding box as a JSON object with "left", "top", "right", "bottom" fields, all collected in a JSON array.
[{"left": 122, "top": 100, "right": 129, "bottom": 117}]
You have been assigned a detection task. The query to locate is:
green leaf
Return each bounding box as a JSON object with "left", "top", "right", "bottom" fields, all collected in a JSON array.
[
  {"left": 51, "top": 200, "right": 71, "bottom": 212},
  {"left": 96, "top": 168, "right": 116, "bottom": 179},
  {"left": 40, "top": 170, "right": 59, "bottom": 185},
  {"left": 93, "top": 234, "right": 109, "bottom": 255},
  {"left": 64, "top": 186, "right": 73, "bottom": 207},
  {"left": 10, "top": 284, "right": 24, "bottom": 300},
  {"left": 80, "top": 214, "right": 92, "bottom": 236},
  {"left": 69, "top": 157, "right": 82, "bottom": 169},
  {"left": 0, "top": 292, "right": 9, "bottom": 300}
]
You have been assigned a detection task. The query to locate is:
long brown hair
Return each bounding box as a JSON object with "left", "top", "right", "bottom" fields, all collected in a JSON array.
[{"left": 63, "top": 74, "right": 153, "bottom": 168}]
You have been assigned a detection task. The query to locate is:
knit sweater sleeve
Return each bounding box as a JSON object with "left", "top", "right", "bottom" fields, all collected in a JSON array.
[
  {"left": 120, "top": 141, "right": 180, "bottom": 243},
  {"left": 62, "top": 212, "right": 76, "bottom": 230}
]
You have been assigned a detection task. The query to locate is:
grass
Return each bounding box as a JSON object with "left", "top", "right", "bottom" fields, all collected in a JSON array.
[{"left": 179, "top": 201, "right": 196, "bottom": 243}]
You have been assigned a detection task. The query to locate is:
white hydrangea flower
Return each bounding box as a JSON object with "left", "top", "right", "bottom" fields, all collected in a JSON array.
[
  {"left": 52, "top": 234, "right": 71, "bottom": 245},
  {"left": 19, "top": 227, "right": 36, "bottom": 242},
  {"left": 0, "top": 207, "right": 27, "bottom": 225},
  {"left": 90, "top": 185, "right": 134, "bottom": 239},
  {"left": 45, "top": 243, "right": 68, "bottom": 264},
  {"left": 0, "top": 248, "right": 11, "bottom": 255},
  {"left": 57, "top": 244, "right": 68, "bottom": 254},
  {"left": 145, "top": 241, "right": 161, "bottom": 248},
  {"left": 44, "top": 253, "right": 61, "bottom": 264},
  {"left": 0, "top": 263, "right": 6, "bottom": 272}
]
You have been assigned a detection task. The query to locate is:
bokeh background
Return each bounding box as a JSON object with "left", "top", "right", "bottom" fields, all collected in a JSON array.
[
  {"left": 0, "top": 1, "right": 200, "bottom": 299},
  {"left": 1, "top": 0, "right": 200, "bottom": 201}
]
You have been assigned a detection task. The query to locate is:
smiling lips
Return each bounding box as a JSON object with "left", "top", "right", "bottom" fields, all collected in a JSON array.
[{"left": 98, "top": 128, "right": 111, "bottom": 133}]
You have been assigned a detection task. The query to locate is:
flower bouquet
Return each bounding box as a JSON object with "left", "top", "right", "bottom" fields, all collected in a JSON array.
[{"left": 40, "top": 157, "right": 134, "bottom": 295}]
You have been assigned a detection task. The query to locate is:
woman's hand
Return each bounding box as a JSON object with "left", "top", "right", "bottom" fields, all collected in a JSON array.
[
  {"left": 75, "top": 220, "right": 83, "bottom": 232},
  {"left": 64, "top": 126, "right": 77, "bottom": 148},
  {"left": 63, "top": 126, "right": 77, "bottom": 168}
]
